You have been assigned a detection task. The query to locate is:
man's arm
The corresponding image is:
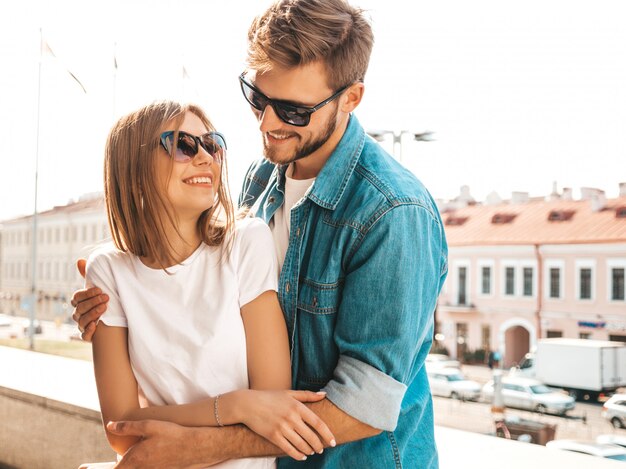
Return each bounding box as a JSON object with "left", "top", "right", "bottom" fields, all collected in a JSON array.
[{"left": 110, "top": 398, "right": 378, "bottom": 469}]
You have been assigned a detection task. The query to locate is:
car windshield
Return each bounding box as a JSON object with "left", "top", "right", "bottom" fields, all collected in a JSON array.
[
  {"left": 529, "top": 384, "right": 552, "bottom": 394},
  {"left": 447, "top": 374, "right": 465, "bottom": 382}
]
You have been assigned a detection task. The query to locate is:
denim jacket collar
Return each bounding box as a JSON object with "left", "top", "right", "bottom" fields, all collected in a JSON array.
[{"left": 306, "top": 114, "right": 366, "bottom": 211}]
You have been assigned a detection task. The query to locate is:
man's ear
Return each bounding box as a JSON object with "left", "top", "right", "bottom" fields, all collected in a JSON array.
[{"left": 341, "top": 82, "right": 365, "bottom": 113}]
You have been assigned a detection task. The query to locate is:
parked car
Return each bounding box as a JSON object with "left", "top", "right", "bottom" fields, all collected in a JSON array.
[
  {"left": 546, "top": 439, "right": 626, "bottom": 461},
  {"left": 602, "top": 393, "right": 626, "bottom": 429},
  {"left": 0, "top": 314, "right": 12, "bottom": 327},
  {"left": 482, "top": 376, "right": 575, "bottom": 415},
  {"left": 22, "top": 319, "right": 42, "bottom": 335},
  {"left": 425, "top": 353, "right": 460, "bottom": 370},
  {"left": 597, "top": 434, "right": 626, "bottom": 447},
  {"left": 427, "top": 368, "right": 481, "bottom": 401}
]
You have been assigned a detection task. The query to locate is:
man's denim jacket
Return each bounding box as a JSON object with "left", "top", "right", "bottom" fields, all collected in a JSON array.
[{"left": 239, "top": 115, "right": 448, "bottom": 468}]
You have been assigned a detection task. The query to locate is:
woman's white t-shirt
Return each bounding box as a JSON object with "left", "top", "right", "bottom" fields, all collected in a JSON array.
[{"left": 85, "top": 217, "right": 278, "bottom": 469}]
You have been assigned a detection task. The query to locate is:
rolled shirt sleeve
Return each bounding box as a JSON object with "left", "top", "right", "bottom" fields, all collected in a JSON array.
[
  {"left": 322, "top": 203, "right": 447, "bottom": 431},
  {"left": 323, "top": 355, "right": 407, "bottom": 431}
]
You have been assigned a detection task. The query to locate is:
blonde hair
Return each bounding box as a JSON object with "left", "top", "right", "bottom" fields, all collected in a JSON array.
[
  {"left": 247, "top": 0, "right": 374, "bottom": 90},
  {"left": 104, "top": 101, "right": 235, "bottom": 270}
]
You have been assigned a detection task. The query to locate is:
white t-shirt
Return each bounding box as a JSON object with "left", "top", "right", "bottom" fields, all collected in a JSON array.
[
  {"left": 270, "top": 165, "right": 316, "bottom": 270},
  {"left": 86, "top": 217, "right": 277, "bottom": 469}
]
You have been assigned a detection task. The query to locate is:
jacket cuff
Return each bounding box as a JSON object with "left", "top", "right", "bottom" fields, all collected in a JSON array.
[{"left": 322, "top": 355, "right": 407, "bottom": 431}]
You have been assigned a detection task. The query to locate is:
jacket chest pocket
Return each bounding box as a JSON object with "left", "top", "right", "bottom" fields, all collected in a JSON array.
[{"left": 297, "top": 279, "right": 341, "bottom": 315}]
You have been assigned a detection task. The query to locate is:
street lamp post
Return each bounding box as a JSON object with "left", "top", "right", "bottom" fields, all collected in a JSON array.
[{"left": 366, "top": 129, "right": 434, "bottom": 161}]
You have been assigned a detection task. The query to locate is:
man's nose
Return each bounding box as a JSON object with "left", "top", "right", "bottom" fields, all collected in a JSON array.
[{"left": 258, "top": 105, "right": 284, "bottom": 133}]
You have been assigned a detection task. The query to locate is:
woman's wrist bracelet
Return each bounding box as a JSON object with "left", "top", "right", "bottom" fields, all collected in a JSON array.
[{"left": 214, "top": 394, "right": 224, "bottom": 427}]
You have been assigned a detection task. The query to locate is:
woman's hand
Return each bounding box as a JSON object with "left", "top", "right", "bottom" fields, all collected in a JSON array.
[{"left": 233, "top": 390, "right": 336, "bottom": 461}]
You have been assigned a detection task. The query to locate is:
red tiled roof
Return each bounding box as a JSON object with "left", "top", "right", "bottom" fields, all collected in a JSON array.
[{"left": 443, "top": 196, "right": 626, "bottom": 246}]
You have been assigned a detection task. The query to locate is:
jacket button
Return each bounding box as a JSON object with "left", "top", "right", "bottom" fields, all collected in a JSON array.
[
  {"left": 296, "top": 227, "right": 301, "bottom": 237},
  {"left": 286, "top": 282, "right": 291, "bottom": 293},
  {"left": 269, "top": 196, "right": 275, "bottom": 203}
]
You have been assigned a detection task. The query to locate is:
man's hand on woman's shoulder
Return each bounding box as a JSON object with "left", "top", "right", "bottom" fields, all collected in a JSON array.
[{"left": 70, "top": 258, "right": 109, "bottom": 342}]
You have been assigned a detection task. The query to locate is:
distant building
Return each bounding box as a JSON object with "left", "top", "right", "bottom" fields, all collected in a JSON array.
[
  {"left": 0, "top": 195, "right": 108, "bottom": 321},
  {"left": 437, "top": 185, "right": 626, "bottom": 368}
]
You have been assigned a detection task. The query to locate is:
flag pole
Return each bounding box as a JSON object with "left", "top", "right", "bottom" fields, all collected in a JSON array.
[
  {"left": 28, "top": 28, "right": 44, "bottom": 350},
  {"left": 113, "top": 41, "right": 118, "bottom": 119}
]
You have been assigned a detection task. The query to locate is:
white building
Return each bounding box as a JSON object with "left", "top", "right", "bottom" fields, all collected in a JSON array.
[
  {"left": 0, "top": 195, "right": 109, "bottom": 321},
  {"left": 437, "top": 185, "right": 626, "bottom": 368}
]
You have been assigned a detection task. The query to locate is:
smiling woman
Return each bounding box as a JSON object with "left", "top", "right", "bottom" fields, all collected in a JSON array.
[{"left": 83, "top": 100, "right": 335, "bottom": 465}]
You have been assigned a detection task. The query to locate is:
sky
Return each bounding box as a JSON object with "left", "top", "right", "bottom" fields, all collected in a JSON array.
[{"left": 0, "top": 0, "right": 625, "bottom": 222}]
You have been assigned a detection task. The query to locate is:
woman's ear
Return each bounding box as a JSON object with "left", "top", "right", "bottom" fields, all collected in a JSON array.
[{"left": 341, "top": 82, "right": 365, "bottom": 113}]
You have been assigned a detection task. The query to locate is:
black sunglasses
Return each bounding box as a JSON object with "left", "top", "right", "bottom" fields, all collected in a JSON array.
[
  {"left": 239, "top": 73, "right": 350, "bottom": 127},
  {"left": 159, "top": 130, "right": 227, "bottom": 164}
]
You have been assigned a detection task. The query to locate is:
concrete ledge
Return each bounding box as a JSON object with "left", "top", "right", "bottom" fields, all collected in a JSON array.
[
  {"left": 0, "top": 386, "right": 115, "bottom": 469},
  {"left": 0, "top": 345, "right": 115, "bottom": 469}
]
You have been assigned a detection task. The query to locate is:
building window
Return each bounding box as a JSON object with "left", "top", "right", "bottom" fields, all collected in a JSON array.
[
  {"left": 505, "top": 267, "right": 515, "bottom": 295},
  {"left": 549, "top": 268, "right": 561, "bottom": 299},
  {"left": 579, "top": 332, "right": 591, "bottom": 340},
  {"left": 546, "top": 330, "right": 563, "bottom": 338},
  {"left": 579, "top": 268, "right": 592, "bottom": 300},
  {"left": 523, "top": 267, "right": 533, "bottom": 297},
  {"left": 458, "top": 267, "right": 467, "bottom": 305},
  {"left": 609, "top": 335, "right": 626, "bottom": 343},
  {"left": 613, "top": 268, "right": 625, "bottom": 301},
  {"left": 481, "top": 266, "right": 491, "bottom": 295}
]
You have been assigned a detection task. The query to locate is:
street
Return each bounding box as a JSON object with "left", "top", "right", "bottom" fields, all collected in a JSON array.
[
  {"left": 433, "top": 364, "right": 621, "bottom": 442},
  {"left": 0, "top": 313, "right": 78, "bottom": 342}
]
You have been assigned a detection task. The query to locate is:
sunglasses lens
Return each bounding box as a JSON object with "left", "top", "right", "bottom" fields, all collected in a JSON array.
[
  {"left": 199, "top": 133, "right": 226, "bottom": 164},
  {"left": 241, "top": 81, "right": 266, "bottom": 111},
  {"left": 176, "top": 133, "right": 198, "bottom": 161},
  {"left": 239, "top": 75, "right": 311, "bottom": 126},
  {"left": 274, "top": 105, "right": 309, "bottom": 126}
]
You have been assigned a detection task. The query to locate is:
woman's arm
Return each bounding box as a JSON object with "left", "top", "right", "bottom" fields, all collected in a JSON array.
[
  {"left": 241, "top": 289, "right": 291, "bottom": 389},
  {"left": 92, "top": 323, "right": 141, "bottom": 455}
]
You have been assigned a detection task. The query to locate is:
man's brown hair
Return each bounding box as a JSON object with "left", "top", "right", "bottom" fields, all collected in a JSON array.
[
  {"left": 104, "top": 101, "right": 234, "bottom": 270},
  {"left": 247, "top": 0, "right": 374, "bottom": 90}
]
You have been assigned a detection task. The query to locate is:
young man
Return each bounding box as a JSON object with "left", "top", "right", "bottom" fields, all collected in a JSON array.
[{"left": 72, "top": 1, "right": 448, "bottom": 467}]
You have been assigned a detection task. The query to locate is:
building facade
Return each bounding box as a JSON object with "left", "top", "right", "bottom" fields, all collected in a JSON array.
[
  {"left": 437, "top": 187, "right": 626, "bottom": 368},
  {"left": 0, "top": 195, "right": 109, "bottom": 321}
]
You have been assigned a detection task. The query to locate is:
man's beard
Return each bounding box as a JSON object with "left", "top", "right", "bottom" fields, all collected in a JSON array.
[{"left": 263, "top": 104, "right": 339, "bottom": 165}]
